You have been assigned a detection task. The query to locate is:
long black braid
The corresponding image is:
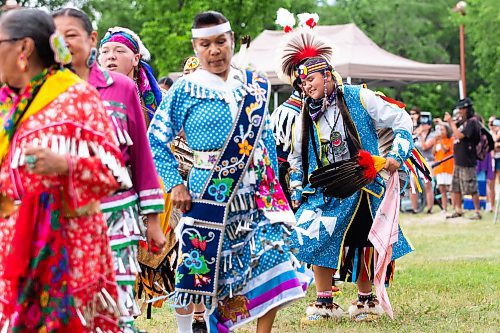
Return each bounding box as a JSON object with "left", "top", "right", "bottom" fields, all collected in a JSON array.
[{"left": 300, "top": 97, "right": 312, "bottom": 187}]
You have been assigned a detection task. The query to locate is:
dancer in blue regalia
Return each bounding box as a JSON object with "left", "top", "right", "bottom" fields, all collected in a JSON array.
[
  {"left": 148, "top": 11, "right": 306, "bottom": 333},
  {"left": 275, "top": 11, "right": 415, "bottom": 323}
]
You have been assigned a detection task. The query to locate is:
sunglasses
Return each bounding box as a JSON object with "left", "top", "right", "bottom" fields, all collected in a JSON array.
[{"left": 0, "top": 38, "right": 21, "bottom": 45}]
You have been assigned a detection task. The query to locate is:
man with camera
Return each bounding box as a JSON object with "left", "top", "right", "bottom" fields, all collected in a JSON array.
[{"left": 444, "top": 97, "right": 482, "bottom": 220}]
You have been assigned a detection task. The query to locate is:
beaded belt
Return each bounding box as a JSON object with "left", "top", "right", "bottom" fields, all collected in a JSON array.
[{"left": 192, "top": 150, "right": 220, "bottom": 170}]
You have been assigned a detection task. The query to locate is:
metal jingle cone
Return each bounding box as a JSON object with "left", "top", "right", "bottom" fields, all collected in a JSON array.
[
  {"left": 10, "top": 147, "right": 21, "bottom": 169},
  {"left": 0, "top": 318, "right": 8, "bottom": 333},
  {"left": 132, "top": 217, "right": 141, "bottom": 235},
  {"left": 123, "top": 129, "right": 133, "bottom": 146},
  {"left": 66, "top": 137, "right": 71, "bottom": 155},
  {"left": 111, "top": 116, "right": 126, "bottom": 145},
  {"left": 125, "top": 292, "right": 134, "bottom": 308},
  {"left": 50, "top": 135, "right": 59, "bottom": 154},
  {"left": 59, "top": 135, "right": 67, "bottom": 155},
  {"left": 236, "top": 255, "right": 244, "bottom": 268},
  {"left": 19, "top": 147, "right": 25, "bottom": 166},
  {"left": 101, "top": 287, "right": 118, "bottom": 309},
  {"left": 97, "top": 291, "right": 108, "bottom": 308},
  {"left": 76, "top": 308, "right": 88, "bottom": 327},
  {"left": 122, "top": 219, "right": 131, "bottom": 237},
  {"left": 129, "top": 254, "right": 138, "bottom": 274},
  {"left": 71, "top": 138, "right": 77, "bottom": 156},
  {"left": 118, "top": 257, "right": 126, "bottom": 274},
  {"left": 98, "top": 145, "right": 108, "bottom": 165},
  {"left": 40, "top": 135, "right": 49, "bottom": 148}
]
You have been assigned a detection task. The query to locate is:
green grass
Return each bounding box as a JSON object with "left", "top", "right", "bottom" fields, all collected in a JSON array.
[{"left": 136, "top": 211, "right": 500, "bottom": 332}]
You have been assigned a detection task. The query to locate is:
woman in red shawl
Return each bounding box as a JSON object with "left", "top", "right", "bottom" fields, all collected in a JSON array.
[{"left": 0, "top": 8, "right": 125, "bottom": 332}]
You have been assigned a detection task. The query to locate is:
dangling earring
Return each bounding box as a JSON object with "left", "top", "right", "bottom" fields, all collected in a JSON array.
[
  {"left": 86, "top": 47, "right": 97, "bottom": 68},
  {"left": 322, "top": 72, "right": 328, "bottom": 111},
  {"left": 17, "top": 53, "right": 28, "bottom": 72}
]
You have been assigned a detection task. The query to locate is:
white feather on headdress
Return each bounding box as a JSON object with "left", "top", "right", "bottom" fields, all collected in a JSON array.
[
  {"left": 106, "top": 26, "right": 151, "bottom": 61},
  {"left": 275, "top": 8, "right": 296, "bottom": 31},
  {"left": 297, "top": 13, "right": 319, "bottom": 29},
  {"left": 275, "top": 28, "right": 333, "bottom": 85}
]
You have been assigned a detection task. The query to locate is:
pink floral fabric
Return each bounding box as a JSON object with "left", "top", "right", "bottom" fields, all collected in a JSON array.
[{"left": 0, "top": 83, "right": 121, "bottom": 331}]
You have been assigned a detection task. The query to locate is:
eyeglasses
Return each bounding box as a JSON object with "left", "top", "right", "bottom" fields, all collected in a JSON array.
[
  {"left": 410, "top": 112, "right": 418, "bottom": 116},
  {"left": 0, "top": 38, "right": 21, "bottom": 45}
]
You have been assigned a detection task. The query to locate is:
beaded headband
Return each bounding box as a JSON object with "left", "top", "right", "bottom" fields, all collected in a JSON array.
[{"left": 294, "top": 58, "right": 329, "bottom": 80}]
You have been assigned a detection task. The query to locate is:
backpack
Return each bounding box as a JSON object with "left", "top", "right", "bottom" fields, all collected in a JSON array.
[{"left": 474, "top": 119, "right": 494, "bottom": 161}]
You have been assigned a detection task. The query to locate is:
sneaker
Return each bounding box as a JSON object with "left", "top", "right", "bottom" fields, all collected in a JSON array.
[{"left": 469, "top": 211, "right": 482, "bottom": 220}]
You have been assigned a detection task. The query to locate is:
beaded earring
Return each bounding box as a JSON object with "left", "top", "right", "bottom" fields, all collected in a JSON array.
[
  {"left": 50, "top": 33, "right": 72, "bottom": 66},
  {"left": 322, "top": 71, "right": 328, "bottom": 111},
  {"left": 86, "top": 47, "right": 98, "bottom": 68},
  {"left": 17, "top": 53, "right": 28, "bottom": 71}
]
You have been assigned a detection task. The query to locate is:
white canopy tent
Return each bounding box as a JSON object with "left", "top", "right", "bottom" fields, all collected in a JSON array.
[
  {"left": 231, "top": 23, "right": 460, "bottom": 108},
  {"left": 169, "top": 24, "right": 460, "bottom": 109},
  {"left": 235, "top": 23, "right": 460, "bottom": 86}
]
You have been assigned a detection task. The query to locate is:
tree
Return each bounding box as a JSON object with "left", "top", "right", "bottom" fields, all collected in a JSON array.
[
  {"left": 464, "top": 0, "right": 499, "bottom": 118},
  {"left": 136, "top": 0, "right": 317, "bottom": 76},
  {"left": 1, "top": 0, "right": 67, "bottom": 10},
  {"left": 317, "top": 0, "right": 461, "bottom": 116},
  {"left": 82, "top": 0, "right": 145, "bottom": 40}
]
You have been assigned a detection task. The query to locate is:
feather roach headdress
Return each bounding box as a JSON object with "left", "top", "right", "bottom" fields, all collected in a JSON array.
[{"left": 275, "top": 8, "right": 332, "bottom": 85}]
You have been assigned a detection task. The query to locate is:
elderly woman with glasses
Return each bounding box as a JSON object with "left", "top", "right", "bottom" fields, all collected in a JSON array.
[{"left": 0, "top": 8, "right": 126, "bottom": 332}]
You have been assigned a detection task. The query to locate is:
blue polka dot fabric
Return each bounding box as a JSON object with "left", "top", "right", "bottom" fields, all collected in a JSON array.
[{"left": 147, "top": 70, "right": 306, "bottom": 331}]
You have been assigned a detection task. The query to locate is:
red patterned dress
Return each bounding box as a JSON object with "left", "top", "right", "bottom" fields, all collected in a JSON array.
[{"left": 0, "top": 82, "right": 124, "bottom": 332}]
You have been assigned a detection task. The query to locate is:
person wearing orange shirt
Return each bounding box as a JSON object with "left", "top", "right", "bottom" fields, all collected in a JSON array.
[{"left": 433, "top": 123, "right": 454, "bottom": 213}]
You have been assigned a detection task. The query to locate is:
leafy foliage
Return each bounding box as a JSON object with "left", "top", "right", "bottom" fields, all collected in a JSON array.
[
  {"left": 1, "top": 0, "right": 497, "bottom": 118},
  {"left": 464, "top": 0, "right": 499, "bottom": 118},
  {"left": 318, "top": 0, "right": 461, "bottom": 116},
  {"left": 134, "top": 0, "right": 317, "bottom": 76},
  {"left": 1, "top": 0, "right": 67, "bottom": 9}
]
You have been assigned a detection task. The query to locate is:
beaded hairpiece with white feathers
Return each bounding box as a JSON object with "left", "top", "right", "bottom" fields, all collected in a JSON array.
[{"left": 275, "top": 8, "right": 332, "bottom": 85}]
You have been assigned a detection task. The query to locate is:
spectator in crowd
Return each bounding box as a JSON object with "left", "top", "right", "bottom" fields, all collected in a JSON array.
[
  {"left": 445, "top": 97, "right": 482, "bottom": 219},
  {"left": 491, "top": 118, "right": 500, "bottom": 184},
  {"left": 476, "top": 116, "right": 495, "bottom": 212},
  {"left": 488, "top": 117, "right": 500, "bottom": 184},
  {"left": 432, "top": 122, "right": 454, "bottom": 213},
  {"left": 412, "top": 111, "right": 436, "bottom": 214},
  {"left": 158, "top": 76, "right": 173, "bottom": 90},
  {"left": 409, "top": 106, "right": 421, "bottom": 128}
]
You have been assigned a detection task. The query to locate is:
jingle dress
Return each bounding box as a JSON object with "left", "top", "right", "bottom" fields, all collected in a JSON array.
[
  {"left": 88, "top": 64, "right": 164, "bottom": 327},
  {"left": 0, "top": 69, "right": 126, "bottom": 332},
  {"left": 270, "top": 91, "right": 302, "bottom": 205},
  {"left": 148, "top": 68, "right": 306, "bottom": 332}
]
